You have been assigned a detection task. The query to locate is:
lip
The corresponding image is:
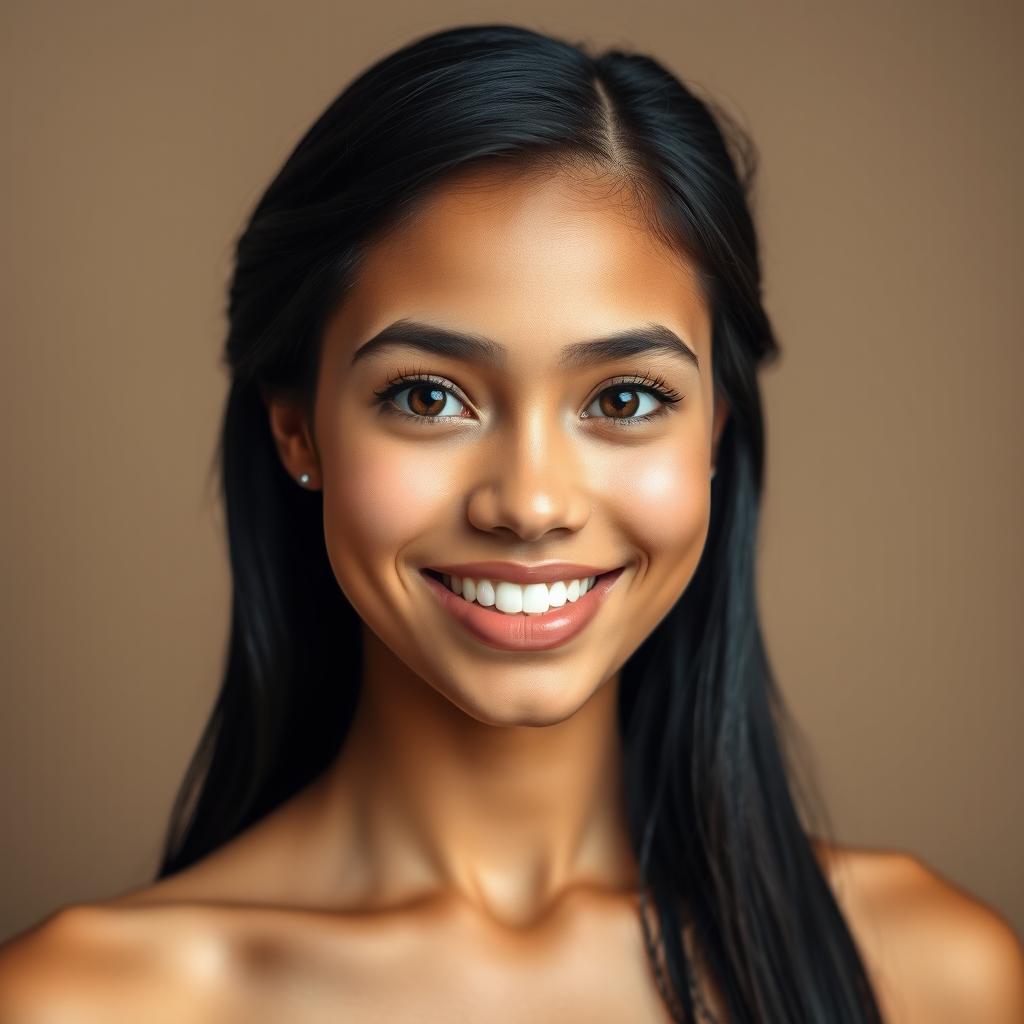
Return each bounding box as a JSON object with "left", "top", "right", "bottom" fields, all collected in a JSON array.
[
  {"left": 418, "top": 566, "right": 627, "bottom": 652},
  {"left": 423, "top": 561, "right": 615, "bottom": 585}
]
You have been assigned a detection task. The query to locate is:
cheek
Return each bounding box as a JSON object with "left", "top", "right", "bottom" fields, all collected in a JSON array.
[
  {"left": 327, "top": 436, "right": 450, "bottom": 555},
  {"left": 609, "top": 446, "right": 709, "bottom": 556}
]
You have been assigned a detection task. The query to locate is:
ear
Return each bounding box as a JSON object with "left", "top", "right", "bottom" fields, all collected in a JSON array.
[
  {"left": 711, "top": 391, "right": 731, "bottom": 472},
  {"left": 262, "top": 388, "right": 320, "bottom": 490}
]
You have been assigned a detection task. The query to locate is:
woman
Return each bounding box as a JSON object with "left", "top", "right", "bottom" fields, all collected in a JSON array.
[{"left": 1, "top": 23, "right": 1021, "bottom": 1023}]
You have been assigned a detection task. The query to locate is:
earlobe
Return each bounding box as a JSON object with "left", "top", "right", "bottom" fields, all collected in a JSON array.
[{"left": 265, "top": 394, "right": 321, "bottom": 490}]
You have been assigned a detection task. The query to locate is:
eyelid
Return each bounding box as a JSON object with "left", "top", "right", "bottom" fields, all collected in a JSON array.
[
  {"left": 376, "top": 372, "right": 471, "bottom": 403},
  {"left": 587, "top": 372, "right": 683, "bottom": 406},
  {"left": 373, "top": 365, "right": 474, "bottom": 409}
]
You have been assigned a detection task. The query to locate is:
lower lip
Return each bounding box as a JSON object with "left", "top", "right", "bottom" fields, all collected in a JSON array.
[{"left": 419, "top": 568, "right": 626, "bottom": 652}]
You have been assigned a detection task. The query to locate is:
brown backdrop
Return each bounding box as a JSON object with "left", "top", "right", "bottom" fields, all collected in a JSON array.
[{"left": 3, "top": 1, "right": 1022, "bottom": 942}]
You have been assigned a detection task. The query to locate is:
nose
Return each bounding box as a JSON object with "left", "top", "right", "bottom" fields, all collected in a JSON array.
[{"left": 465, "top": 410, "right": 591, "bottom": 543}]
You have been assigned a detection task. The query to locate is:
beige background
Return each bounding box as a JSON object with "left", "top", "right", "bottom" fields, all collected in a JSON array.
[{"left": 2, "top": 1, "right": 1021, "bottom": 943}]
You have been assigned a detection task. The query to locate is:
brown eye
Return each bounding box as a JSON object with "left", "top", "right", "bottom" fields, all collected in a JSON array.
[
  {"left": 407, "top": 384, "right": 449, "bottom": 417},
  {"left": 598, "top": 388, "right": 642, "bottom": 418},
  {"left": 374, "top": 376, "right": 469, "bottom": 421},
  {"left": 585, "top": 386, "right": 664, "bottom": 422}
]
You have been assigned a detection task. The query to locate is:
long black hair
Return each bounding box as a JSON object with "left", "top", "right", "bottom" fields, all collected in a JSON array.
[{"left": 157, "top": 24, "right": 884, "bottom": 1023}]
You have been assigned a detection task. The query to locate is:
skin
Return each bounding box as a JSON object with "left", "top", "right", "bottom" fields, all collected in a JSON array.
[{"left": 1, "top": 166, "right": 1022, "bottom": 1023}]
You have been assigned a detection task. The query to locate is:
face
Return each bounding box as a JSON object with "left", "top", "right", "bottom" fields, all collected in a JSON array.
[{"left": 270, "top": 165, "right": 728, "bottom": 727}]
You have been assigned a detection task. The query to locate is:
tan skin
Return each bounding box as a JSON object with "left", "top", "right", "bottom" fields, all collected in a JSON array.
[{"left": 2, "top": 166, "right": 1022, "bottom": 1023}]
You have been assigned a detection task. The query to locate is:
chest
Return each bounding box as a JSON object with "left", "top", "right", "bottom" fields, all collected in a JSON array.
[{"left": 207, "top": 912, "right": 682, "bottom": 1024}]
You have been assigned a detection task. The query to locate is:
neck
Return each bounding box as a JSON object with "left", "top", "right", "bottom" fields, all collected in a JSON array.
[{"left": 313, "top": 626, "right": 639, "bottom": 927}]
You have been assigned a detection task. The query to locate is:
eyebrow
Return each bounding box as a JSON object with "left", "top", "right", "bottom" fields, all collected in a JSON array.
[{"left": 349, "top": 318, "right": 700, "bottom": 372}]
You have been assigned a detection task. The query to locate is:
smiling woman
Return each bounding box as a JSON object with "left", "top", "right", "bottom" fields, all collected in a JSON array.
[
  {"left": 294, "top": 162, "right": 724, "bottom": 702},
  {"left": 2, "top": 20, "right": 1022, "bottom": 1024}
]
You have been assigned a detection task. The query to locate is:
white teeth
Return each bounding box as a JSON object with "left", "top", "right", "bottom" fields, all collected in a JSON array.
[
  {"left": 495, "top": 581, "right": 524, "bottom": 614},
  {"left": 442, "top": 574, "right": 598, "bottom": 614}
]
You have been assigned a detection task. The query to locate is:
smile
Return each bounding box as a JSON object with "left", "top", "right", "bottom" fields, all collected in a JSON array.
[
  {"left": 418, "top": 566, "right": 626, "bottom": 652},
  {"left": 436, "top": 571, "right": 598, "bottom": 612}
]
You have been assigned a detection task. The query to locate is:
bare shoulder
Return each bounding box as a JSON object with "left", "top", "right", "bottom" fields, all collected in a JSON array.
[
  {"left": 0, "top": 786, "right": 332, "bottom": 1022},
  {"left": 0, "top": 901, "right": 231, "bottom": 1023},
  {"left": 813, "top": 837, "right": 1024, "bottom": 1024}
]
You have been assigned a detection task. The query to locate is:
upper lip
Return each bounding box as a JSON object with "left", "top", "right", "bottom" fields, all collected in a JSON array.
[{"left": 423, "top": 561, "right": 621, "bottom": 585}]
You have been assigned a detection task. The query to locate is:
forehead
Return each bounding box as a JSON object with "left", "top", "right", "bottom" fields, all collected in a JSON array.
[{"left": 329, "top": 166, "right": 711, "bottom": 368}]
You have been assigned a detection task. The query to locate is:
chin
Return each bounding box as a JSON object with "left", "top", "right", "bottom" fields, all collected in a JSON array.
[{"left": 435, "top": 675, "right": 600, "bottom": 729}]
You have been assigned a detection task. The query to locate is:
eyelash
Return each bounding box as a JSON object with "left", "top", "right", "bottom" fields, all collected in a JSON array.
[{"left": 372, "top": 364, "right": 684, "bottom": 429}]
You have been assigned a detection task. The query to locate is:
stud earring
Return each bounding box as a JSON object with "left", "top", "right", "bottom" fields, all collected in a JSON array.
[
  {"left": 710, "top": 467, "right": 717, "bottom": 479},
  {"left": 299, "top": 473, "right": 311, "bottom": 487}
]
